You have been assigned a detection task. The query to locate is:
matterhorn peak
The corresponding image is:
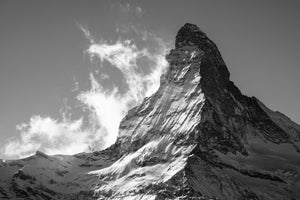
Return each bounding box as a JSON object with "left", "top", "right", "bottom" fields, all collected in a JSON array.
[{"left": 0, "top": 23, "right": 299, "bottom": 200}]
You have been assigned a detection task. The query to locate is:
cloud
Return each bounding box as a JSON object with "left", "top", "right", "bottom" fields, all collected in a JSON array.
[
  {"left": 2, "top": 116, "right": 89, "bottom": 158},
  {"left": 1, "top": 25, "right": 170, "bottom": 159},
  {"left": 120, "top": 2, "right": 131, "bottom": 13},
  {"left": 79, "top": 34, "right": 169, "bottom": 148},
  {"left": 71, "top": 76, "right": 79, "bottom": 92},
  {"left": 119, "top": 2, "right": 143, "bottom": 16},
  {"left": 99, "top": 73, "right": 109, "bottom": 80},
  {"left": 78, "top": 24, "right": 95, "bottom": 44},
  {"left": 136, "top": 6, "right": 142, "bottom": 15}
]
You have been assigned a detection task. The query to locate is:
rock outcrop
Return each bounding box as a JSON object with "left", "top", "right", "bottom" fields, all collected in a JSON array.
[{"left": 1, "top": 23, "right": 299, "bottom": 200}]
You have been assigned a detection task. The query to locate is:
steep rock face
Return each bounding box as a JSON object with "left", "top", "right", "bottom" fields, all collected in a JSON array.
[
  {"left": 107, "top": 23, "right": 300, "bottom": 199},
  {"left": 1, "top": 23, "right": 300, "bottom": 200}
]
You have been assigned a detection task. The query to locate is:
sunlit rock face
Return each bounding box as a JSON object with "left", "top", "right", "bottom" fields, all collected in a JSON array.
[{"left": 1, "top": 23, "right": 300, "bottom": 200}]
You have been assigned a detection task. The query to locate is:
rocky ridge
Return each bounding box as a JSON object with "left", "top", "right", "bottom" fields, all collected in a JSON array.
[{"left": 0, "top": 23, "right": 300, "bottom": 200}]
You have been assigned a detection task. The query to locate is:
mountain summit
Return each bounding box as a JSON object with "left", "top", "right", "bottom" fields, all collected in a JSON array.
[{"left": 1, "top": 23, "right": 300, "bottom": 200}]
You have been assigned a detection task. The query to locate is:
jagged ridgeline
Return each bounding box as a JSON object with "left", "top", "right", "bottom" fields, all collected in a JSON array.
[{"left": 1, "top": 23, "right": 300, "bottom": 200}]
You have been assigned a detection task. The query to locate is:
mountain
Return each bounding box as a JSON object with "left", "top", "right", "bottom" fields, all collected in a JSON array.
[{"left": 1, "top": 23, "right": 300, "bottom": 200}]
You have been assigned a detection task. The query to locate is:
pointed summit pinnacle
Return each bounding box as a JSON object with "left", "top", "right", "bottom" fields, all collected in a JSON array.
[
  {"left": 175, "top": 23, "right": 208, "bottom": 49},
  {"left": 173, "top": 23, "right": 230, "bottom": 97}
]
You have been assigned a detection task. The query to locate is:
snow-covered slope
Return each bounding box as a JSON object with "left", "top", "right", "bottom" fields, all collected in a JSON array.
[
  {"left": 0, "top": 150, "right": 116, "bottom": 199},
  {"left": 1, "top": 23, "right": 300, "bottom": 200}
]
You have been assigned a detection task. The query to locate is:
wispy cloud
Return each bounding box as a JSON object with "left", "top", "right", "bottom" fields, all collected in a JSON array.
[
  {"left": 79, "top": 32, "right": 169, "bottom": 148},
  {"left": 136, "top": 6, "right": 142, "bottom": 15},
  {"left": 2, "top": 116, "right": 89, "bottom": 158},
  {"left": 119, "top": 2, "right": 143, "bottom": 16},
  {"left": 120, "top": 2, "right": 131, "bottom": 13},
  {"left": 1, "top": 24, "right": 170, "bottom": 159},
  {"left": 78, "top": 23, "right": 95, "bottom": 44}
]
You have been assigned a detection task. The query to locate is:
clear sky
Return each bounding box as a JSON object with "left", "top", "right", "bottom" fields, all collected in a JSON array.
[{"left": 0, "top": 0, "right": 300, "bottom": 159}]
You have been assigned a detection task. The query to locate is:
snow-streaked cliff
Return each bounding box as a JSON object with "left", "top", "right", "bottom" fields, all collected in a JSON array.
[{"left": 1, "top": 23, "right": 300, "bottom": 200}]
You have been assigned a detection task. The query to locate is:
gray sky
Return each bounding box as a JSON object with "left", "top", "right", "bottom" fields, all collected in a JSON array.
[{"left": 0, "top": 0, "right": 300, "bottom": 158}]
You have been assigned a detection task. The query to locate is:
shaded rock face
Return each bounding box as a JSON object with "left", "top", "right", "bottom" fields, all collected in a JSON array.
[{"left": 1, "top": 23, "right": 300, "bottom": 200}]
